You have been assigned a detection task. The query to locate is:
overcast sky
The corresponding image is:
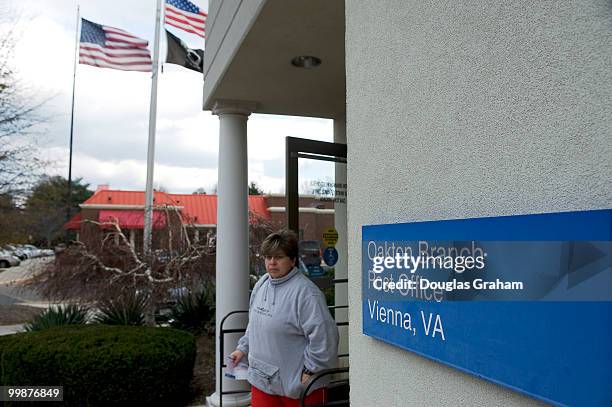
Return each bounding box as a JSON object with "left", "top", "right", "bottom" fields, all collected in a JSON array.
[{"left": 6, "top": 0, "right": 334, "bottom": 195}]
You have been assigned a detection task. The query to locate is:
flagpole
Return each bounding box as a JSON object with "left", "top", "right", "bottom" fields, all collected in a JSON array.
[
  {"left": 144, "top": 0, "right": 163, "bottom": 258},
  {"left": 66, "top": 5, "right": 80, "bottom": 232}
]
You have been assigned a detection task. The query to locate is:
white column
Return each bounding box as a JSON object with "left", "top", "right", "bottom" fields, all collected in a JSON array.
[
  {"left": 333, "top": 116, "right": 349, "bottom": 369},
  {"left": 207, "top": 100, "right": 256, "bottom": 407},
  {"left": 129, "top": 230, "right": 136, "bottom": 248}
]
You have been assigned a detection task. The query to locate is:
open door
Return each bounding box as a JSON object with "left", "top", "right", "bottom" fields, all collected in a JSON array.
[
  {"left": 285, "top": 136, "right": 347, "bottom": 285},
  {"left": 285, "top": 136, "right": 349, "bottom": 403}
]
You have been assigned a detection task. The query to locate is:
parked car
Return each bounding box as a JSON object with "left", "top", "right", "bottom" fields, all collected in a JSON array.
[
  {"left": 0, "top": 250, "right": 21, "bottom": 268},
  {"left": 40, "top": 249, "right": 55, "bottom": 257},
  {"left": 20, "top": 244, "right": 42, "bottom": 258},
  {"left": 3, "top": 244, "right": 27, "bottom": 260}
]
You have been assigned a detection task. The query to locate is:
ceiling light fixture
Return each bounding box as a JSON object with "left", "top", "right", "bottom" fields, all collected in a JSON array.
[{"left": 290, "top": 56, "right": 322, "bottom": 69}]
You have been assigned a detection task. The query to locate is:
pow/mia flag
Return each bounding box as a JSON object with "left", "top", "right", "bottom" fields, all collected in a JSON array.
[{"left": 165, "top": 30, "right": 203, "bottom": 72}]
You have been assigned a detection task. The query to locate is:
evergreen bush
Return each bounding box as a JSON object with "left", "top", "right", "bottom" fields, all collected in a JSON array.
[
  {"left": 0, "top": 325, "right": 196, "bottom": 406},
  {"left": 24, "top": 304, "right": 89, "bottom": 332},
  {"left": 168, "top": 284, "right": 215, "bottom": 334},
  {"left": 92, "top": 294, "right": 146, "bottom": 326}
]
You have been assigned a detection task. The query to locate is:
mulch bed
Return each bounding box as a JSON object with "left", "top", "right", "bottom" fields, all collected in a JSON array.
[
  {"left": 0, "top": 304, "right": 43, "bottom": 325},
  {"left": 188, "top": 333, "right": 216, "bottom": 405}
]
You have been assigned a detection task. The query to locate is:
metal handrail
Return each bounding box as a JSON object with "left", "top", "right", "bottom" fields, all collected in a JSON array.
[
  {"left": 218, "top": 292, "right": 350, "bottom": 406},
  {"left": 220, "top": 309, "right": 249, "bottom": 328},
  {"left": 299, "top": 367, "right": 350, "bottom": 407},
  {"left": 219, "top": 310, "right": 249, "bottom": 407}
]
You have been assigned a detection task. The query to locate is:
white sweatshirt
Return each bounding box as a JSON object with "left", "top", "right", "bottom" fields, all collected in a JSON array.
[{"left": 236, "top": 267, "right": 339, "bottom": 398}]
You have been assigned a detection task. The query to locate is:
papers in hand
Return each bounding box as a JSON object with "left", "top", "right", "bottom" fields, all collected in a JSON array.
[{"left": 225, "top": 355, "right": 248, "bottom": 380}]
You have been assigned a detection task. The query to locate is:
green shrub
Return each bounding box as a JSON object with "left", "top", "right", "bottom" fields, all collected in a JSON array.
[
  {"left": 24, "top": 304, "right": 89, "bottom": 332},
  {"left": 93, "top": 294, "right": 146, "bottom": 326},
  {"left": 169, "top": 285, "right": 215, "bottom": 334},
  {"left": 0, "top": 334, "right": 18, "bottom": 385},
  {"left": 0, "top": 325, "right": 196, "bottom": 406}
]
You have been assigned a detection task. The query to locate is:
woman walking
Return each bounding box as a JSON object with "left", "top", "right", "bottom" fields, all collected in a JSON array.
[{"left": 230, "top": 230, "right": 339, "bottom": 406}]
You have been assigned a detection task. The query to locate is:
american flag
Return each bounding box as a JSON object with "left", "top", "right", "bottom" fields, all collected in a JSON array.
[
  {"left": 164, "top": 0, "right": 207, "bottom": 38},
  {"left": 79, "top": 18, "right": 152, "bottom": 72}
]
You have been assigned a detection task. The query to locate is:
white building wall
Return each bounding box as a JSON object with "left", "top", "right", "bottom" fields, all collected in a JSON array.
[{"left": 346, "top": 1, "right": 612, "bottom": 406}]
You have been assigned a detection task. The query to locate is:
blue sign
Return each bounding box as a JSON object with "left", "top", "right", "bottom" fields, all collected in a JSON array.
[
  {"left": 323, "top": 247, "right": 338, "bottom": 266},
  {"left": 362, "top": 209, "right": 612, "bottom": 407}
]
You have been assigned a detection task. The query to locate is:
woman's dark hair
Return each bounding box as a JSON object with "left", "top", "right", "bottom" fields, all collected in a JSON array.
[{"left": 261, "top": 230, "right": 299, "bottom": 260}]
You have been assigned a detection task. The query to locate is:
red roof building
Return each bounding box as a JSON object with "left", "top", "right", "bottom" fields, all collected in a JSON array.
[
  {"left": 66, "top": 188, "right": 335, "bottom": 249},
  {"left": 65, "top": 189, "right": 271, "bottom": 250},
  {"left": 67, "top": 189, "right": 270, "bottom": 229}
]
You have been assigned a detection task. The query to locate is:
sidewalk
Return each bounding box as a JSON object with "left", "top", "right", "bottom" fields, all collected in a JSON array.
[
  {"left": 0, "top": 258, "right": 50, "bottom": 305},
  {"left": 0, "top": 267, "right": 33, "bottom": 285},
  {"left": 0, "top": 324, "right": 24, "bottom": 336},
  {"left": 0, "top": 257, "right": 51, "bottom": 285},
  {"left": 0, "top": 260, "right": 51, "bottom": 335}
]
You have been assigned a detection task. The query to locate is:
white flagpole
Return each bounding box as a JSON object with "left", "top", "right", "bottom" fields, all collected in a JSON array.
[{"left": 144, "top": 0, "right": 163, "bottom": 258}]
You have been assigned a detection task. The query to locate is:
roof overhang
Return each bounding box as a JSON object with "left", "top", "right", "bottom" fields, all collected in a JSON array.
[
  {"left": 79, "top": 204, "right": 184, "bottom": 210},
  {"left": 203, "top": 0, "right": 345, "bottom": 119},
  {"left": 268, "top": 207, "right": 335, "bottom": 214}
]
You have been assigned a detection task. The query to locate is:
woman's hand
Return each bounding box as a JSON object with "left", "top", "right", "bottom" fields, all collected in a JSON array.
[
  {"left": 229, "top": 349, "right": 245, "bottom": 366},
  {"left": 301, "top": 372, "right": 312, "bottom": 384}
]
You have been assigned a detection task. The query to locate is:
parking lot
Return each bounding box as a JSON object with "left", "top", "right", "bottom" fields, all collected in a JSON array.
[
  {"left": 0, "top": 258, "right": 56, "bottom": 334},
  {"left": 0, "top": 257, "right": 52, "bottom": 314}
]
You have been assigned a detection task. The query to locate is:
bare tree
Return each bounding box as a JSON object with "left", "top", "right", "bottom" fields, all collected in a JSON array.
[
  {"left": 0, "top": 9, "right": 49, "bottom": 198},
  {"left": 27, "top": 206, "right": 214, "bottom": 321},
  {"left": 248, "top": 211, "right": 276, "bottom": 278},
  {"left": 26, "top": 206, "right": 276, "bottom": 323}
]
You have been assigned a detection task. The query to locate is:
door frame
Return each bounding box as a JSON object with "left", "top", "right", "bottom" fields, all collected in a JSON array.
[{"left": 285, "top": 136, "right": 347, "bottom": 234}]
